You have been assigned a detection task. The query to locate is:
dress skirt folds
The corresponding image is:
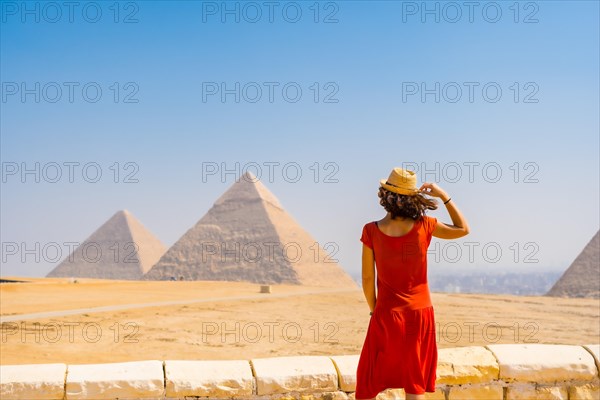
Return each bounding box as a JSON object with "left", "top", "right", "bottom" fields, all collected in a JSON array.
[{"left": 355, "top": 216, "right": 439, "bottom": 398}]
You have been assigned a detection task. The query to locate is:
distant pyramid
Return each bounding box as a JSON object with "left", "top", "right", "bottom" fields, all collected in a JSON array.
[
  {"left": 144, "top": 173, "right": 357, "bottom": 287},
  {"left": 546, "top": 230, "right": 599, "bottom": 298},
  {"left": 47, "top": 210, "right": 167, "bottom": 280}
]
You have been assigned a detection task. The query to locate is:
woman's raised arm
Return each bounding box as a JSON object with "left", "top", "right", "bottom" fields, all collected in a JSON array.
[{"left": 419, "top": 182, "right": 470, "bottom": 239}]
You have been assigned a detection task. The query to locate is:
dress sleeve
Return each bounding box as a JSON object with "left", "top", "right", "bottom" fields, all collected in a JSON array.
[
  {"left": 360, "top": 223, "right": 373, "bottom": 249},
  {"left": 426, "top": 215, "right": 438, "bottom": 237}
]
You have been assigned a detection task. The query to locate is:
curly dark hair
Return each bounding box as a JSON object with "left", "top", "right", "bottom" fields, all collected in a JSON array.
[{"left": 378, "top": 187, "right": 438, "bottom": 220}]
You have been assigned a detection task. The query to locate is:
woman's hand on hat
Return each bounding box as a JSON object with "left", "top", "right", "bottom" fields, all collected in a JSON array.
[{"left": 419, "top": 182, "right": 448, "bottom": 200}]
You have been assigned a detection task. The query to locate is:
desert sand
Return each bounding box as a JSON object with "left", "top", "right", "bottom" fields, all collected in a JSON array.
[{"left": 1, "top": 278, "right": 599, "bottom": 365}]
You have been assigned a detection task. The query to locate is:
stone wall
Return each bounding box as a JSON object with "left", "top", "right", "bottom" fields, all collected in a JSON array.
[{"left": 1, "top": 344, "right": 598, "bottom": 399}]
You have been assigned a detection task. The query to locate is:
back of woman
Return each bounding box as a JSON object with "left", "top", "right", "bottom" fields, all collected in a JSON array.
[
  {"left": 355, "top": 167, "right": 470, "bottom": 400},
  {"left": 362, "top": 215, "right": 437, "bottom": 311}
]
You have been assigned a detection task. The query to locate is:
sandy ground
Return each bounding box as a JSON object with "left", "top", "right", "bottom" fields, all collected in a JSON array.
[{"left": 1, "top": 278, "right": 599, "bottom": 365}]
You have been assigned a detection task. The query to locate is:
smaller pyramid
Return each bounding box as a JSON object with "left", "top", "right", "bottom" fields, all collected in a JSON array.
[
  {"left": 47, "top": 210, "right": 167, "bottom": 280},
  {"left": 546, "top": 230, "right": 599, "bottom": 298}
]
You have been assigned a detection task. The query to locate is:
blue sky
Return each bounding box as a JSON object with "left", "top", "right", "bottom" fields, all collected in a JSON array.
[{"left": 1, "top": 0, "right": 599, "bottom": 278}]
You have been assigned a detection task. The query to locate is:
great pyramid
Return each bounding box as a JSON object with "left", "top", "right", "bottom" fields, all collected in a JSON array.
[
  {"left": 546, "top": 230, "right": 599, "bottom": 298},
  {"left": 47, "top": 210, "right": 167, "bottom": 280},
  {"left": 144, "top": 173, "right": 357, "bottom": 287}
]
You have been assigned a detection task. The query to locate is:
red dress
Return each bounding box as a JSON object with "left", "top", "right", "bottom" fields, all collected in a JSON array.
[{"left": 355, "top": 215, "right": 438, "bottom": 398}]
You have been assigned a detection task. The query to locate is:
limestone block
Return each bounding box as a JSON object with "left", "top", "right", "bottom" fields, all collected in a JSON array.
[
  {"left": 436, "top": 356, "right": 454, "bottom": 384},
  {"left": 251, "top": 356, "right": 338, "bottom": 395},
  {"left": 250, "top": 391, "right": 346, "bottom": 399},
  {"left": 322, "top": 392, "right": 351, "bottom": 400},
  {"left": 66, "top": 360, "right": 164, "bottom": 399},
  {"left": 312, "top": 392, "right": 349, "bottom": 400},
  {"left": 569, "top": 382, "right": 600, "bottom": 400},
  {"left": 324, "top": 391, "right": 351, "bottom": 400},
  {"left": 329, "top": 355, "right": 359, "bottom": 392},
  {"left": 583, "top": 344, "right": 600, "bottom": 374},
  {"left": 448, "top": 383, "right": 503, "bottom": 400},
  {"left": 164, "top": 359, "right": 253, "bottom": 397},
  {"left": 375, "top": 388, "right": 444, "bottom": 400},
  {"left": 436, "top": 346, "right": 499, "bottom": 385},
  {"left": 0, "top": 363, "right": 66, "bottom": 400},
  {"left": 487, "top": 344, "right": 597, "bottom": 383},
  {"left": 506, "top": 383, "right": 568, "bottom": 400}
]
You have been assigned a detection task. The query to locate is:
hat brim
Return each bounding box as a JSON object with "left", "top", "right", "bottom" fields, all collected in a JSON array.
[{"left": 380, "top": 179, "right": 420, "bottom": 196}]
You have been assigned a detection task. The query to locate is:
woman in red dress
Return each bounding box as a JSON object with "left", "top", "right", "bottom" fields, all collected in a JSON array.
[{"left": 355, "top": 167, "right": 470, "bottom": 400}]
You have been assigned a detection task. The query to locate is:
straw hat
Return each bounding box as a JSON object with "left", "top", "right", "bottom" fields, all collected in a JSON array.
[{"left": 380, "top": 167, "right": 419, "bottom": 195}]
